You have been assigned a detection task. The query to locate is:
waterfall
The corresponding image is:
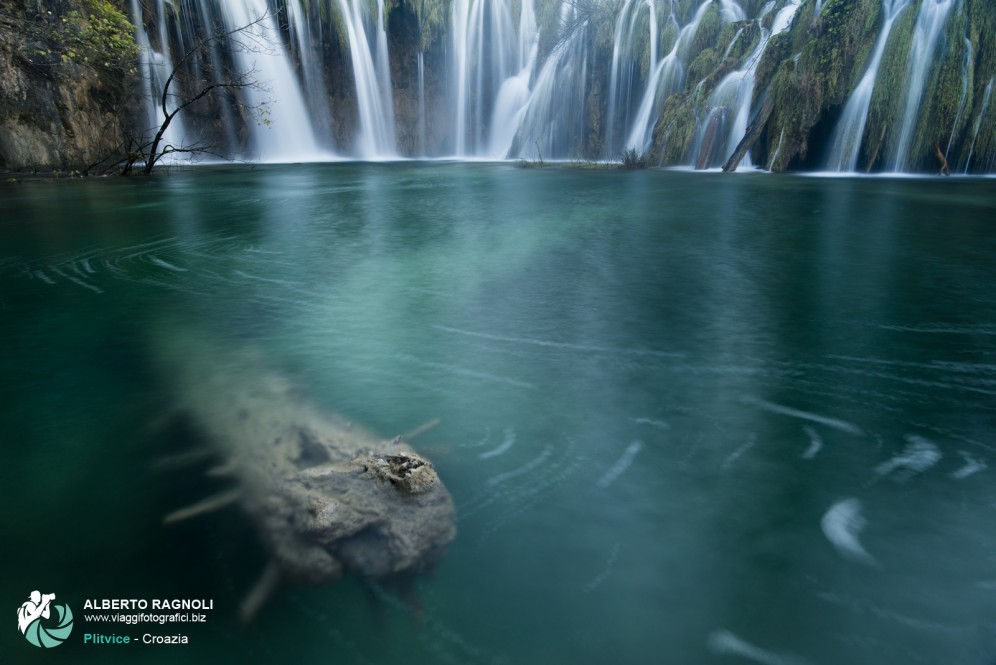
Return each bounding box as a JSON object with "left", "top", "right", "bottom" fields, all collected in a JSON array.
[
  {"left": 132, "top": 0, "right": 323, "bottom": 162},
  {"left": 963, "top": 78, "right": 994, "bottom": 173},
  {"left": 450, "top": 0, "right": 536, "bottom": 156},
  {"left": 621, "top": 0, "right": 711, "bottom": 155},
  {"left": 337, "top": 0, "right": 397, "bottom": 158},
  {"left": 130, "top": 0, "right": 188, "bottom": 156},
  {"left": 122, "top": 0, "right": 993, "bottom": 171},
  {"left": 507, "top": 6, "right": 589, "bottom": 160},
  {"left": 417, "top": 52, "right": 427, "bottom": 155},
  {"left": 946, "top": 36, "right": 971, "bottom": 160},
  {"left": 889, "top": 0, "right": 956, "bottom": 171},
  {"left": 691, "top": 0, "right": 803, "bottom": 169},
  {"left": 215, "top": 0, "right": 323, "bottom": 161},
  {"left": 825, "top": 0, "right": 912, "bottom": 172},
  {"left": 283, "top": 0, "right": 335, "bottom": 143}
]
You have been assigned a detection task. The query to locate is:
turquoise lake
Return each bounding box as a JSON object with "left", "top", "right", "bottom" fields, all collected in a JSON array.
[{"left": 1, "top": 163, "right": 995, "bottom": 664}]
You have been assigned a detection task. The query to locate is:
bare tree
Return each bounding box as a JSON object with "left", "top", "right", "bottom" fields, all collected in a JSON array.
[{"left": 124, "top": 11, "right": 276, "bottom": 175}]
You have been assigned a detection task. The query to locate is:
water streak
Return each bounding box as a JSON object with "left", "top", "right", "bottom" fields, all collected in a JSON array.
[
  {"left": 802, "top": 426, "right": 823, "bottom": 459},
  {"left": 479, "top": 427, "right": 516, "bottom": 459},
  {"left": 821, "top": 498, "right": 878, "bottom": 566},
  {"left": 743, "top": 397, "right": 865, "bottom": 436},
  {"left": 596, "top": 440, "right": 644, "bottom": 488},
  {"left": 707, "top": 629, "right": 813, "bottom": 665}
]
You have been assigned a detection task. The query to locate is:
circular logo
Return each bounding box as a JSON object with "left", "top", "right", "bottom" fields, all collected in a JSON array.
[{"left": 17, "top": 591, "right": 73, "bottom": 648}]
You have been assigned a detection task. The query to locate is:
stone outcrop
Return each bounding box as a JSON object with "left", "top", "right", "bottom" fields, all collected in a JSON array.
[{"left": 0, "top": 0, "right": 135, "bottom": 172}]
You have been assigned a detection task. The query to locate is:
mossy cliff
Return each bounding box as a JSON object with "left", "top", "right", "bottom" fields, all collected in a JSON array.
[
  {"left": 0, "top": 0, "right": 138, "bottom": 171},
  {"left": 719, "top": 0, "right": 996, "bottom": 172}
]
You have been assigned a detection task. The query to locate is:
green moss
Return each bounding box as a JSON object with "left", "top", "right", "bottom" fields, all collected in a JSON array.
[
  {"left": 53, "top": 0, "right": 139, "bottom": 84},
  {"left": 687, "top": 47, "right": 720, "bottom": 84},
  {"left": 690, "top": 4, "right": 725, "bottom": 55},
  {"left": 400, "top": 0, "right": 451, "bottom": 50},
  {"left": 862, "top": 2, "right": 915, "bottom": 167},
  {"left": 649, "top": 85, "right": 708, "bottom": 165}
]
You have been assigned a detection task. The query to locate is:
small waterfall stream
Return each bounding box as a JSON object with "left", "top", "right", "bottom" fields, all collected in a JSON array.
[
  {"left": 130, "top": 0, "right": 188, "bottom": 155},
  {"left": 691, "top": 0, "right": 803, "bottom": 169},
  {"left": 889, "top": 0, "right": 956, "bottom": 171},
  {"left": 336, "top": 0, "right": 397, "bottom": 157},
  {"left": 825, "top": 0, "right": 913, "bottom": 172},
  {"left": 619, "top": 0, "right": 710, "bottom": 155},
  {"left": 216, "top": 0, "right": 323, "bottom": 161}
]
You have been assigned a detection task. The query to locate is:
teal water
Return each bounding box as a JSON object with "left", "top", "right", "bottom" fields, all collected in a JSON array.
[{"left": 1, "top": 164, "right": 995, "bottom": 664}]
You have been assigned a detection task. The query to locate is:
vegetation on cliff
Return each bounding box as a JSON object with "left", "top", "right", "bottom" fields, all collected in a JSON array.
[{"left": 0, "top": 0, "right": 138, "bottom": 171}]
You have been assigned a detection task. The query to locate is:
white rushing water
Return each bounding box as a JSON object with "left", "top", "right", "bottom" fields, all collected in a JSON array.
[
  {"left": 825, "top": 0, "right": 912, "bottom": 172},
  {"left": 216, "top": 0, "right": 323, "bottom": 161},
  {"left": 963, "top": 78, "right": 994, "bottom": 172},
  {"left": 127, "top": 0, "right": 985, "bottom": 170},
  {"left": 621, "top": 0, "right": 711, "bottom": 155},
  {"left": 450, "top": 0, "right": 537, "bottom": 157},
  {"left": 889, "top": 0, "right": 956, "bottom": 171},
  {"left": 130, "top": 0, "right": 188, "bottom": 155},
  {"left": 691, "top": 0, "right": 803, "bottom": 169},
  {"left": 336, "top": 0, "right": 397, "bottom": 158}
]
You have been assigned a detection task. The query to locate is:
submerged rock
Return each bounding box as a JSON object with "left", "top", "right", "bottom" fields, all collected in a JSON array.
[{"left": 150, "top": 324, "right": 456, "bottom": 619}]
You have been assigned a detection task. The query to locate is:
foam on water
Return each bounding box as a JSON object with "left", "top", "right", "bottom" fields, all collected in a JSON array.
[
  {"left": 949, "top": 451, "right": 985, "bottom": 480},
  {"left": 707, "top": 629, "right": 813, "bottom": 665},
  {"left": 874, "top": 434, "right": 942, "bottom": 480},
  {"left": 821, "top": 498, "right": 878, "bottom": 567},
  {"left": 801, "top": 426, "right": 823, "bottom": 459}
]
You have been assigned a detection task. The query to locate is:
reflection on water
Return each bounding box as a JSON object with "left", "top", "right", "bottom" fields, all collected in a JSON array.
[{"left": 1, "top": 164, "right": 995, "bottom": 664}]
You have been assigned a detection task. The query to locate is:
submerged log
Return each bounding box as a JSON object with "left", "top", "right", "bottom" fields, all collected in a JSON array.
[{"left": 150, "top": 325, "right": 456, "bottom": 618}]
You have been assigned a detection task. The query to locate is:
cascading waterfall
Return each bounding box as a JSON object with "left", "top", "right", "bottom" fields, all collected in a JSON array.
[
  {"left": 417, "top": 52, "right": 427, "bottom": 155},
  {"left": 449, "top": 0, "right": 537, "bottom": 157},
  {"left": 945, "top": 36, "right": 972, "bottom": 160},
  {"left": 963, "top": 78, "right": 994, "bottom": 172},
  {"left": 124, "top": 0, "right": 995, "bottom": 171},
  {"left": 825, "top": 0, "right": 912, "bottom": 172},
  {"left": 132, "top": 0, "right": 322, "bottom": 162},
  {"left": 283, "top": 0, "right": 335, "bottom": 142},
  {"left": 507, "top": 4, "right": 589, "bottom": 160},
  {"left": 619, "top": 0, "right": 703, "bottom": 155},
  {"left": 337, "top": 0, "right": 397, "bottom": 157},
  {"left": 691, "top": 0, "right": 803, "bottom": 169},
  {"left": 216, "top": 0, "right": 322, "bottom": 161},
  {"left": 888, "top": 0, "right": 956, "bottom": 171},
  {"left": 130, "top": 0, "right": 188, "bottom": 154}
]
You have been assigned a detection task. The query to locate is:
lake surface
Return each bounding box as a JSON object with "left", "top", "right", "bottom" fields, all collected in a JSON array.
[{"left": 1, "top": 163, "right": 995, "bottom": 664}]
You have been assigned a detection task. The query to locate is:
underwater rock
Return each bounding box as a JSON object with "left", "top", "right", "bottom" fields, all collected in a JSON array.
[{"left": 150, "top": 325, "right": 456, "bottom": 620}]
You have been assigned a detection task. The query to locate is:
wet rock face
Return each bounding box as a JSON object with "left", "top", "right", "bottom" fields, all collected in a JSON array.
[{"left": 0, "top": 0, "right": 132, "bottom": 171}]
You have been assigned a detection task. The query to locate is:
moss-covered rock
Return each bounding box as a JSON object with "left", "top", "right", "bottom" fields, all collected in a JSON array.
[{"left": 0, "top": 0, "right": 137, "bottom": 171}]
